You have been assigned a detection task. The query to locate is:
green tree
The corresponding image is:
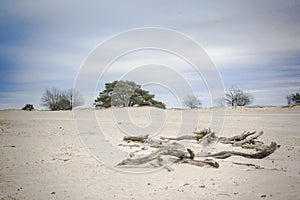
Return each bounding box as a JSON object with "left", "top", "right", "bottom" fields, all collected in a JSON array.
[
  {"left": 287, "top": 92, "right": 300, "bottom": 104},
  {"left": 22, "top": 104, "right": 34, "bottom": 111},
  {"left": 94, "top": 80, "right": 166, "bottom": 109}
]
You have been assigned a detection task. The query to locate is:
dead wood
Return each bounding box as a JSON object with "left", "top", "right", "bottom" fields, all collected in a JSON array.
[
  {"left": 117, "top": 147, "right": 220, "bottom": 168},
  {"left": 239, "top": 143, "right": 269, "bottom": 151},
  {"left": 199, "top": 131, "right": 218, "bottom": 145},
  {"left": 118, "top": 128, "right": 279, "bottom": 170},
  {"left": 205, "top": 142, "right": 278, "bottom": 159},
  {"left": 116, "top": 147, "right": 187, "bottom": 166},
  {"left": 219, "top": 131, "right": 256, "bottom": 144},
  {"left": 176, "top": 158, "right": 219, "bottom": 168},
  {"left": 232, "top": 162, "right": 264, "bottom": 169},
  {"left": 187, "top": 148, "right": 195, "bottom": 159},
  {"left": 160, "top": 135, "right": 204, "bottom": 141},
  {"left": 193, "top": 128, "right": 211, "bottom": 137},
  {"left": 232, "top": 131, "right": 264, "bottom": 147},
  {"left": 156, "top": 157, "right": 174, "bottom": 172},
  {"left": 159, "top": 128, "right": 212, "bottom": 141},
  {"left": 123, "top": 134, "right": 149, "bottom": 142}
]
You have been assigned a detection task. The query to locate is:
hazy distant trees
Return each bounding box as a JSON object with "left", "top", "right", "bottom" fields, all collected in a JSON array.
[
  {"left": 94, "top": 80, "right": 166, "bottom": 109},
  {"left": 41, "top": 87, "right": 84, "bottom": 110},
  {"left": 224, "top": 87, "right": 254, "bottom": 106},
  {"left": 182, "top": 95, "right": 202, "bottom": 109},
  {"left": 287, "top": 92, "right": 300, "bottom": 105}
]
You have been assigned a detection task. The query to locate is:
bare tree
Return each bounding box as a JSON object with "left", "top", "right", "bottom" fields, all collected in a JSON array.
[
  {"left": 41, "top": 87, "right": 84, "bottom": 110},
  {"left": 62, "top": 89, "right": 84, "bottom": 110},
  {"left": 183, "top": 95, "right": 202, "bottom": 109},
  {"left": 41, "top": 87, "right": 63, "bottom": 110},
  {"left": 225, "top": 87, "right": 253, "bottom": 106},
  {"left": 214, "top": 96, "right": 226, "bottom": 107}
]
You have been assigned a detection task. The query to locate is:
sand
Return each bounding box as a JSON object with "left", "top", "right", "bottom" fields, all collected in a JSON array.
[{"left": 0, "top": 107, "right": 299, "bottom": 200}]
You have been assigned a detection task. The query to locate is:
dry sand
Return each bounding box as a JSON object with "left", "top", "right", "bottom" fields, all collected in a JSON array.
[{"left": 0, "top": 107, "right": 299, "bottom": 200}]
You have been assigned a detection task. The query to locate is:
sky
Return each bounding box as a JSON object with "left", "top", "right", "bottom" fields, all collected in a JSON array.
[{"left": 0, "top": 0, "right": 300, "bottom": 109}]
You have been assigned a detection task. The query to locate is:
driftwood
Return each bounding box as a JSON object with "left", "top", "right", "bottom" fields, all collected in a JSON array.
[
  {"left": 176, "top": 158, "right": 219, "bottom": 168},
  {"left": 123, "top": 134, "right": 149, "bottom": 142},
  {"left": 193, "top": 128, "right": 212, "bottom": 137},
  {"left": 199, "top": 131, "right": 218, "bottom": 145},
  {"left": 160, "top": 128, "right": 212, "bottom": 141},
  {"left": 232, "top": 162, "right": 264, "bottom": 169},
  {"left": 219, "top": 131, "right": 257, "bottom": 144},
  {"left": 239, "top": 143, "right": 270, "bottom": 151},
  {"left": 205, "top": 142, "right": 278, "bottom": 159},
  {"left": 117, "top": 128, "right": 279, "bottom": 170},
  {"left": 117, "top": 147, "right": 187, "bottom": 166},
  {"left": 118, "top": 143, "right": 140, "bottom": 148},
  {"left": 231, "top": 131, "right": 264, "bottom": 147},
  {"left": 117, "top": 147, "right": 219, "bottom": 168},
  {"left": 160, "top": 135, "right": 204, "bottom": 141}
]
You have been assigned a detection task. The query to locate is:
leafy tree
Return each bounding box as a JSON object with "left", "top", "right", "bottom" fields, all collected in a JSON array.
[
  {"left": 225, "top": 87, "right": 253, "bottom": 106},
  {"left": 41, "top": 87, "right": 84, "bottom": 110},
  {"left": 182, "top": 95, "right": 202, "bottom": 109},
  {"left": 22, "top": 104, "right": 34, "bottom": 111},
  {"left": 94, "top": 80, "right": 166, "bottom": 109},
  {"left": 292, "top": 93, "right": 300, "bottom": 103}
]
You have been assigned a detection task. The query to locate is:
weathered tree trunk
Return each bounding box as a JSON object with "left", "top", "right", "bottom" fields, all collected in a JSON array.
[
  {"left": 117, "top": 147, "right": 219, "bottom": 168},
  {"left": 175, "top": 158, "right": 219, "bottom": 168},
  {"left": 232, "top": 131, "right": 264, "bottom": 147},
  {"left": 117, "top": 147, "right": 187, "bottom": 166},
  {"left": 232, "top": 162, "right": 264, "bottom": 169},
  {"left": 219, "top": 131, "right": 256, "bottom": 144},
  {"left": 205, "top": 142, "right": 278, "bottom": 159},
  {"left": 160, "top": 135, "right": 204, "bottom": 141}
]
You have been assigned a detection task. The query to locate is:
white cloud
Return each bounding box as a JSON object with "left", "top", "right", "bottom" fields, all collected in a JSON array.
[{"left": 1, "top": 0, "right": 300, "bottom": 108}]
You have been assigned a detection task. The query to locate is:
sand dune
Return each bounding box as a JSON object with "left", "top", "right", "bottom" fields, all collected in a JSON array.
[{"left": 0, "top": 107, "right": 299, "bottom": 200}]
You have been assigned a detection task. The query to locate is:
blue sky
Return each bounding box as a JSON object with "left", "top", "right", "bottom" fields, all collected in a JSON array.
[{"left": 0, "top": 0, "right": 300, "bottom": 109}]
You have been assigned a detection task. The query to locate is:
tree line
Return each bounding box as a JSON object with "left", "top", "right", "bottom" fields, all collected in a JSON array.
[{"left": 26, "top": 81, "right": 300, "bottom": 110}]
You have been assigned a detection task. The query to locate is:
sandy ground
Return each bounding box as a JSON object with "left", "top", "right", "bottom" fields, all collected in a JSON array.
[{"left": 0, "top": 107, "right": 299, "bottom": 200}]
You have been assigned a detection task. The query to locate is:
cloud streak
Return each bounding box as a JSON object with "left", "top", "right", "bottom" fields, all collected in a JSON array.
[{"left": 1, "top": 0, "right": 300, "bottom": 108}]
